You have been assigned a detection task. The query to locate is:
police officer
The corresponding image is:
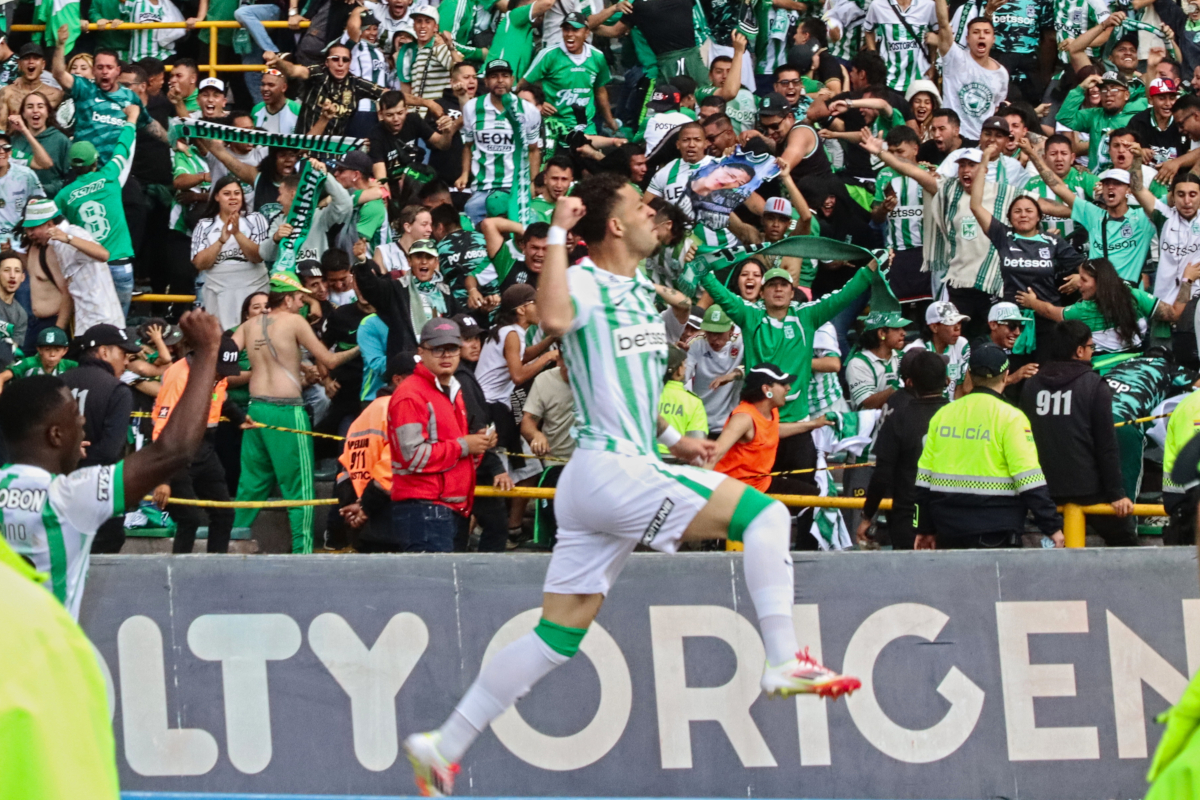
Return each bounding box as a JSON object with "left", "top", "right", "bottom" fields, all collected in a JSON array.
[
  {"left": 62, "top": 324, "right": 141, "bottom": 553},
  {"left": 658, "top": 344, "right": 708, "bottom": 461},
  {"left": 915, "top": 342, "right": 1064, "bottom": 548}
]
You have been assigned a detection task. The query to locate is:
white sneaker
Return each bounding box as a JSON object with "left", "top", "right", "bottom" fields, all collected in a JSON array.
[
  {"left": 761, "top": 647, "right": 862, "bottom": 700},
  {"left": 404, "top": 731, "right": 460, "bottom": 797}
]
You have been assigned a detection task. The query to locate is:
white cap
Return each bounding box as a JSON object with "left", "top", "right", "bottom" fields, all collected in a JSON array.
[
  {"left": 925, "top": 300, "right": 969, "bottom": 326},
  {"left": 955, "top": 148, "right": 984, "bottom": 164},
  {"left": 904, "top": 78, "right": 941, "bottom": 104},
  {"left": 198, "top": 77, "right": 226, "bottom": 93},
  {"left": 1098, "top": 168, "right": 1132, "bottom": 184},
  {"left": 987, "top": 302, "right": 1025, "bottom": 323},
  {"left": 764, "top": 196, "right": 793, "bottom": 218},
  {"left": 409, "top": 3, "right": 438, "bottom": 19}
]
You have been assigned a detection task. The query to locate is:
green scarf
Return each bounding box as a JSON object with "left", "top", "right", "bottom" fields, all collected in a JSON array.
[
  {"left": 273, "top": 161, "right": 325, "bottom": 275},
  {"left": 498, "top": 92, "right": 532, "bottom": 226},
  {"left": 170, "top": 119, "right": 364, "bottom": 155}
]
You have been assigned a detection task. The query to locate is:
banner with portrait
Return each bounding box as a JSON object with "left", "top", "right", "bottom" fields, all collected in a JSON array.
[{"left": 684, "top": 148, "right": 779, "bottom": 230}]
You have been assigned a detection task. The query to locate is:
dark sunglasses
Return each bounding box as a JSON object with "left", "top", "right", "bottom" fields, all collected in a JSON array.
[
  {"left": 327, "top": 55, "right": 351, "bottom": 63},
  {"left": 760, "top": 120, "right": 784, "bottom": 132}
]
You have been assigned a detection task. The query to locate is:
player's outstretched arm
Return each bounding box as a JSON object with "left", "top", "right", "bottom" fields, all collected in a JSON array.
[
  {"left": 122, "top": 311, "right": 222, "bottom": 504},
  {"left": 539, "top": 197, "right": 584, "bottom": 337}
]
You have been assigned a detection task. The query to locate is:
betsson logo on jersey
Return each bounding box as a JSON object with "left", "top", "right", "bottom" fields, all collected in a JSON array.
[{"left": 613, "top": 323, "right": 668, "bottom": 358}]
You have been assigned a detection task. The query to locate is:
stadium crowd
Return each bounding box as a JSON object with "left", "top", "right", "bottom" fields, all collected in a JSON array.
[{"left": 8, "top": 0, "right": 1200, "bottom": 557}]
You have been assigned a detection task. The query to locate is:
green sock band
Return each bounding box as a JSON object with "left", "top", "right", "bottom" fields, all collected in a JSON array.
[
  {"left": 535, "top": 618, "right": 588, "bottom": 658},
  {"left": 729, "top": 486, "right": 777, "bottom": 543}
]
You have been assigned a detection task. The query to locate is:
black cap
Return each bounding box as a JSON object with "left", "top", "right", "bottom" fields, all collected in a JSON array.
[
  {"left": 384, "top": 349, "right": 420, "bottom": 384},
  {"left": 336, "top": 150, "right": 373, "bottom": 175},
  {"left": 980, "top": 116, "right": 1011, "bottom": 136},
  {"left": 17, "top": 43, "right": 44, "bottom": 59},
  {"left": 968, "top": 342, "right": 1010, "bottom": 377},
  {"left": 217, "top": 336, "right": 242, "bottom": 377},
  {"left": 745, "top": 363, "right": 795, "bottom": 393},
  {"left": 359, "top": 11, "right": 380, "bottom": 26},
  {"left": 451, "top": 313, "right": 483, "bottom": 339},
  {"left": 484, "top": 58, "right": 513, "bottom": 76},
  {"left": 758, "top": 92, "right": 791, "bottom": 118},
  {"left": 649, "top": 84, "right": 681, "bottom": 112},
  {"left": 79, "top": 324, "right": 141, "bottom": 353},
  {"left": 562, "top": 10, "right": 588, "bottom": 28},
  {"left": 297, "top": 259, "right": 323, "bottom": 279},
  {"left": 1101, "top": 69, "right": 1130, "bottom": 89}
]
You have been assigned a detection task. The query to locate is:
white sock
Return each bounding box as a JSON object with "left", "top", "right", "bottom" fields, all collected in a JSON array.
[
  {"left": 742, "top": 500, "right": 799, "bottom": 666},
  {"left": 436, "top": 631, "right": 570, "bottom": 762}
]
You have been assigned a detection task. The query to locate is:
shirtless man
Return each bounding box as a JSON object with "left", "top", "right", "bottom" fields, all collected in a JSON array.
[
  {"left": 230, "top": 271, "right": 360, "bottom": 553},
  {"left": 0, "top": 44, "right": 62, "bottom": 129},
  {"left": 24, "top": 237, "right": 68, "bottom": 350}
]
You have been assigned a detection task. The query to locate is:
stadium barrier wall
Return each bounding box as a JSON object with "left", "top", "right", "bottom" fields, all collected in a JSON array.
[{"left": 83, "top": 549, "right": 1200, "bottom": 799}]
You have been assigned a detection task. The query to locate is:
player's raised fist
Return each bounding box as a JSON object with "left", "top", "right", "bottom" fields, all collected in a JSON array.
[{"left": 552, "top": 196, "right": 586, "bottom": 231}]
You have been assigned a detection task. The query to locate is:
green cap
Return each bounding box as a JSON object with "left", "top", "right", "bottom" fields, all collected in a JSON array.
[
  {"left": 269, "top": 270, "right": 312, "bottom": 294},
  {"left": 700, "top": 304, "right": 732, "bottom": 332},
  {"left": 761, "top": 267, "right": 794, "bottom": 285},
  {"left": 860, "top": 311, "right": 911, "bottom": 331},
  {"left": 36, "top": 326, "right": 68, "bottom": 347},
  {"left": 485, "top": 190, "right": 511, "bottom": 218},
  {"left": 68, "top": 140, "right": 98, "bottom": 169},
  {"left": 665, "top": 343, "right": 688, "bottom": 377}
]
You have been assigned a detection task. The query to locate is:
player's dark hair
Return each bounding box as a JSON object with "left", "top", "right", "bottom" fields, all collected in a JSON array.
[
  {"left": 321, "top": 248, "right": 351, "bottom": 274},
  {"left": 849, "top": 51, "right": 887, "bottom": 85},
  {"left": 903, "top": 350, "right": 947, "bottom": 396},
  {"left": 199, "top": 175, "right": 246, "bottom": 219},
  {"left": 1047, "top": 319, "right": 1093, "bottom": 362},
  {"left": 1007, "top": 195, "right": 1043, "bottom": 226},
  {"left": 326, "top": 42, "right": 352, "bottom": 59},
  {"left": 1173, "top": 173, "right": 1200, "bottom": 192},
  {"left": 450, "top": 62, "right": 476, "bottom": 79},
  {"left": 932, "top": 108, "right": 960, "bottom": 126},
  {"left": 1082, "top": 258, "right": 1140, "bottom": 350},
  {"left": 173, "top": 57, "right": 199, "bottom": 75},
  {"left": 521, "top": 83, "right": 544, "bottom": 105},
  {"left": 1159, "top": 59, "right": 1183, "bottom": 81},
  {"left": 0, "top": 374, "right": 69, "bottom": 446},
  {"left": 1108, "top": 126, "right": 1141, "bottom": 145},
  {"left": 886, "top": 125, "right": 920, "bottom": 148},
  {"left": 379, "top": 89, "right": 406, "bottom": 110},
  {"left": 1044, "top": 133, "right": 1073, "bottom": 152},
  {"left": 572, "top": 172, "right": 633, "bottom": 245},
  {"left": 673, "top": 75, "right": 697, "bottom": 99},
  {"left": 678, "top": 120, "right": 705, "bottom": 139},
  {"left": 699, "top": 95, "right": 726, "bottom": 115},
  {"left": 545, "top": 154, "right": 574, "bottom": 174},
  {"left": 704, "top": 112, "right": 733, "bottom": 131},
  {"left": 418, "top": 179, "right": 452, "bottom": 202},
  {"left": 800, "top": 17, "right": 827, "bottom": 46},
  {"left": 1176, "top": 95, "right": 1200, "bottom": 116},
  {"left": 965, "top": 15, "right": 993, "bottom": 31},
  {"left": 259, "top": 147, "right": 298, "bottom": 184},
  {"left": 120, "top": 63, "right": 148, "bottom": 83},
  {"left": 429, "top": 202, "right": 461, "bottom": 231},
  {"left": 136, "top": 57, "right": 165, "bottom": 77},
  {"left": 523, "top": 222, "right": 550, "bottom": 243},
  {"left": 773, "top": 64, "right": 801, "bottom": 82},
  {"left": 94, "top": 48, "right": 121, "bottom": 66},
  {"left": 710, "top": 55, "right": 733, "bottom": 69}
]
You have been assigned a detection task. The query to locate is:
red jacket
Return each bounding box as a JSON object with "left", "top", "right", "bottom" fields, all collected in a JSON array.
[{"left": 388, "top": 362, "right": 477, "bottom": 514}]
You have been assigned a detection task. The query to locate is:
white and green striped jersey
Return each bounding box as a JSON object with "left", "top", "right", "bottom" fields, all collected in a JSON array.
[
  {"left": 760, "top": 7, "right": 800, "bottom": 73},
  {"left": 695, "top": 86, "right": 758, "bottom": 134},
  {"left": 252, "top": 99, "right": 302, "bottom": 135},
  {"left": 562, "top": 258, "right": 668, "bottom": 457},
  {"left": 647, "top": 155, "right": 713, "bottom": 206},
  {"left": 0, "top": 461, "right": 124, "bottom": 620},
  {"left": 874, "top": 166, "right": 924, "bottom": 250},
  {"left": 826, "top": 0, "right": 868, "bottom": 61},
  {"left": 807, "top": 322, "right": 845, "bottom": 416},
  {"left": 170, "top": 145, "right": 209, "bottom": 235},
  {"left": 1021, "top": 167, "right": 1095, "bottom": 238},
  {"left": 121, "top": 0, "right": 174, "bottom": 61},
  {"left": 845, "top": 349, "right": 900, "bottom": 409},
  {"left": 339, "top": 35, "right": 394, "bottom": 110},
  {"left": 461, "top": 93, "right": 543, "bottom": 193},
  {"left": 1053, "top": 0, "right": 1111, "bottom": 64},
  {"left": 863, "top": 0, "right": 938, "bottom": 92},
  {"left": 692, "top": 223, "right": 741, "bottom": 254},
  {"left": 905, "top": 336, "right": 969, "bottom": 398}
]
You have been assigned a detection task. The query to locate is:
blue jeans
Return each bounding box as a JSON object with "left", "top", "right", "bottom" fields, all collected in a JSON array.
[
  {"left": 109, "top": 259, "right": 133, "bottom": 318},
  {"left": 393, "top": 501, "right": 458, "bottom": 552},
  {"left": 234, "top": 3, "right": 280, "bottom": 53},
  {"left": 463, "top": 190, "right": 495, "bottom": 225}
]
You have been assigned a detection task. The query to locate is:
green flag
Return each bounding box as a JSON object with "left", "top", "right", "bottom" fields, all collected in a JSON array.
[
  {"left": 36, "top": 0, "right": 82, "bottom": 53},
  {"left": 687, "top": 235, "right": 885, "bottom": 295}
]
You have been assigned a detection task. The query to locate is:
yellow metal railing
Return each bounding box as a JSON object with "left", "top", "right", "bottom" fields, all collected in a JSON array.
[{"left": 13, "top": 20, "right": 311, "bottom": 77}]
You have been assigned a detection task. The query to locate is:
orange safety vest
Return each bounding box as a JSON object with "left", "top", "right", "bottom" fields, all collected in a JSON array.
[
  {"left": 151, "top": 358, "right": 227, "bottom": 440},
  {"left": 714, "top": 401, "right": 779, "bottom": 493},
  {"left": 337, "top": 395, "right": 393, "bottom": 497}
]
